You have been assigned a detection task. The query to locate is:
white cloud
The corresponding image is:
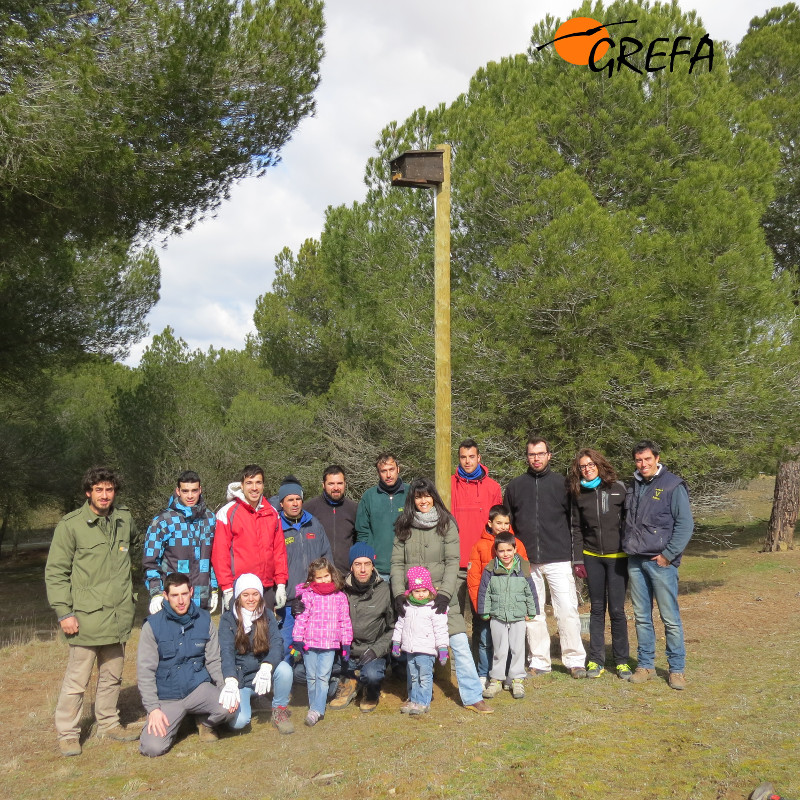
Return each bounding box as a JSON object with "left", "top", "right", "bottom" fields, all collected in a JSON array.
[{"left": 126, "top": 0, "right": 777, "bottom": 364}]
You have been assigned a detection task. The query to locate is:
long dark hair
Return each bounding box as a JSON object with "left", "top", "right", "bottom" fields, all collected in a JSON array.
[
  {"left": 394, "top": 477, "right": 457, "bottom": 543},
  {"left": 568, "top": 448, "right": 618, "bottom": 497},
  {"left": 234, "top": 593, "right": 270, "bottom": 656}
]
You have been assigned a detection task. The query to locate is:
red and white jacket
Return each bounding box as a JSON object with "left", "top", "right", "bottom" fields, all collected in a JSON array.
[{"left": 212, "top": 483, "right": 288, "bottom": 592}]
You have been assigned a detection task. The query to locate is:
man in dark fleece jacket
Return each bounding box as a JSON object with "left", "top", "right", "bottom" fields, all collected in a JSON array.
[
  {"left": 304, "top": 465, "right": 357, "bottom": 575},
  {"left": 504, "top": 436, "right": 586, "bottom": 678},
  {"left": 622, "top": 440, "right": 693, "bottom": 691}
]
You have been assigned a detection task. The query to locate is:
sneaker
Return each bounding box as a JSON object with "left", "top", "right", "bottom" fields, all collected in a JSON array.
[
  {"left": 271, "top": 706, "right": 294, "bottom": 735},
  {"left": 360, "top": 692, "right": 380, "bottom": 713},
  {"left": 570, "top": 666, "right": 587, "bottom": 679},
  {"left": 96, "top": 723, "right": 143, "bottom": 742},
  {"left": 399, "top": 699, "right": 415, "bottom": 714},
  {"left": 511, "top": 679, "right": 525, "bottom": 699},
  {"left": 197, "top": 723, "right": 219, "bottom": 743},
  {"left": 466, "top": 700, "right": 494, "bottom": 714},
  {"left": 668, "top": 672, "right": 687, "bottom": 690},
  {"left": 304, "top": 710, "right": 322, "bottom": 727},
  {"left": 616, "top": 664, "right": 633, "bottom": 681},
  {"left": 482, "top": 679, "right": 503, "bottom": 699},
  {"left": 586, "top": 662, "right": 605, "bottom": 679},
  {"left": 329, "top": 677, "right": 358, "bottom": 710},
  {"left": 629, "top": 667, "right": 655, "bottom": 684},
  {"left": 479, "top": 676, "right": 487, "bottom": 690},
  {"left": 408, "top": 703, "right": 429, "bottom": 716},
  {"left": 58, "top": 738, "right": 81, "bottom": 757}
]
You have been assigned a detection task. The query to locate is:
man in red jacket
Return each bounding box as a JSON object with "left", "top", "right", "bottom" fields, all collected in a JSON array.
[
  {"left": 212, "top": 464, "right": 288, "bottom": 612},
  {"left": 450, "top": 438, "right": 502, "bottom": 618}
]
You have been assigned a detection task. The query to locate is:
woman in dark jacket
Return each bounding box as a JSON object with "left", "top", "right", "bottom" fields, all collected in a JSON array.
[
  {"left": 569, "top": 449, "right": 631, "bottom": 680},
  {"left": 218, "top": 573, "right": 295, "bottom": 733},
  {"left": 390, "top": 478, "right": 493, "bottom": 713}
]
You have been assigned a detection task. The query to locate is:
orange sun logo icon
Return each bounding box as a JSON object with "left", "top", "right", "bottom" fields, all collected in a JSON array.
[{"left": 553, "top": 16, "right": 611, "bottom": 65}]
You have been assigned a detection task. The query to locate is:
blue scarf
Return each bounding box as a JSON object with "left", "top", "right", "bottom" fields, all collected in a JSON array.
[
  {"left": 457, "top": 464, "right": 485, "bottom": 481},
  {"left": 581, "top": 476, "right": 602, "bottom": 490}
]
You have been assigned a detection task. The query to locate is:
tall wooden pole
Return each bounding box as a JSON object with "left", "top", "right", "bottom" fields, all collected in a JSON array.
[{"left": 434, "top": 144, "right": 451, "bottom": 508}]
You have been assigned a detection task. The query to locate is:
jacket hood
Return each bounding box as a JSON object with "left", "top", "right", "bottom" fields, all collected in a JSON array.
[{"left": 226, "top": 482, "right": 244, "bottom": 502}]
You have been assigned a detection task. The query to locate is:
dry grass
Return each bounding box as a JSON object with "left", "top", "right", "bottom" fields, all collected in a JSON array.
[{"left": 0, "top": 479, "right": 797, "bottom": 800}]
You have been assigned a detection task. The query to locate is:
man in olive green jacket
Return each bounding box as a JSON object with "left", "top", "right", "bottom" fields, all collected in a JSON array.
[{"left": 45, "top": 467, "right": 141, "bottom": 756}]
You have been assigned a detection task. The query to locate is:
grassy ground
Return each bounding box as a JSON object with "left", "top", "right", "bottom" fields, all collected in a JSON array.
[{"left": 1, "top": 478, "right": 797, "bottom": 800}]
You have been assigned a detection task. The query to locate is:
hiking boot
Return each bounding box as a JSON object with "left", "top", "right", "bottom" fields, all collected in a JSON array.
[
  {"left": 527, "top": 667, "right": 550, "bottom": 677},
  {"left": 59, "top": 738, "right": 81, "bottom": 757},
  {"left": 586, "top": 662, "right": 605, "bottom": 679},
  {"left": 408, "top": 703, "right": 429, "bottom": 716},
  {"left": 271, "top": 706, "right": 294, "bottom": 735},
  {"left": 570, "top": 666, "right": 587, "bottom": 679},
  {"left": 616, "top": 664, "right": 633, "bottom": 681},
  {"left": 304, "top": 710, "right": 323, "bottom": 727},
  {"left": 97, "top": 723, "right": 143, "bottom": 742},
  {"left": 511, "top": 678, "right": 525, "bottom": 699},
  {"left": 668, "top": 672, "right": 687, "bottom": 690},
  {"left": 629, "top": 667, "right": 655, "bottom": 684},
  {"left": 329, "top": 677, "right": 358, "bottom": 709},
  {"left": 360, "top": 691, "right": 380, "bottom": 713},
  {"left": 482, "top": 679, "right": 503, "bottom": 699},
  {"left": 466, "top": 700, "right": 494, "bottom": 714},
  {"left": 197, "top": 723, "right": 219, "bottom": 743},
  {"left": 399, "top": 699, "right": 415, "bottom": 714}
]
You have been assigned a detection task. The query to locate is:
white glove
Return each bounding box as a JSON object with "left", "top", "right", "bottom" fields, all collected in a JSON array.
[
  {"left": 219, "top": 677, "right": 240, "bottom": 711},
  {"left": 149, "top": 594, "right": 164, "bottom": 615},
  {"left": 209, "top": 590, "right": 219, "bottom": 614},
  {"left": 274, "top": 584, "right": 287, "bottom": 609},
  {"left": 223, "top": 588, "right": 234, "bottom": 610},
  {"left": 253, "top": 663, "right": 272, "bottom": 695}
]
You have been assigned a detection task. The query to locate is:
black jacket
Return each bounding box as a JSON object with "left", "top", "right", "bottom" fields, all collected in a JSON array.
[
  {"left": 504, "top": 467, "right": 580, "bottom": 564},
  {"left": 304, "top": 494, "right": 357, "bottom": 576},
  {"left": 570, "top": 480, "right": 626, "bottom": 556},
  {"left": 343, "top": 572, "right": 394, "bottom": 659}
]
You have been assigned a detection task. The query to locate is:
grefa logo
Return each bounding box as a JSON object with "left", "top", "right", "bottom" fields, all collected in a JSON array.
[{"left": 537, "top": 16, "right": 713, "bottom": 77}]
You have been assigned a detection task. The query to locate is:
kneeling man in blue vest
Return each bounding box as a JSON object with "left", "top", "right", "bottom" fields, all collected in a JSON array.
[{"left": 138, "top": 572, "right": 234, "bottom": 757}]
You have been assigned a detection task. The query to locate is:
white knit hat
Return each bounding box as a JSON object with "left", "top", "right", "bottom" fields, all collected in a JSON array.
[{"left": 233, "top": 573, "right": 264, "bottom": 600}]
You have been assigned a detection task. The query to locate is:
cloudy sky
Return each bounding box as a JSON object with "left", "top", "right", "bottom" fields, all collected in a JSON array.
[{"left": 125, "top": 0, "right": 777, "bottom": 365}]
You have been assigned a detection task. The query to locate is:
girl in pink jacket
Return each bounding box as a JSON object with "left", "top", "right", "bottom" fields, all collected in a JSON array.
[
  {"left": 291, "top": 557, "right": 352, "bottom": 726},
  {"left": 391, "top": 566, "right": 449, "bottom": 715}
]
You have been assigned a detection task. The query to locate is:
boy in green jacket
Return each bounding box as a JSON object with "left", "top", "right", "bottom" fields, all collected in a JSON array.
[{"left": 476, "top": 532, "right": 539, "bottom": 700}]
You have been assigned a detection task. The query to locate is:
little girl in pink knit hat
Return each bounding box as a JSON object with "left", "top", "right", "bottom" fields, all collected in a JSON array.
[{"left": 391, "top": 566, "right": 449, "bottom": 715}]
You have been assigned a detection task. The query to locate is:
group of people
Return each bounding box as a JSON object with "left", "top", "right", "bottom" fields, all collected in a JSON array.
[{"left": 44, "top": 435, "right": 693, "bottom": 757}]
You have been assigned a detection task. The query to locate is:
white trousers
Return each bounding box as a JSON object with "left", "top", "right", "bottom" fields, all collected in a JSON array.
[{"left": 525, "top": 561, "right": 586, "bottom": 670}]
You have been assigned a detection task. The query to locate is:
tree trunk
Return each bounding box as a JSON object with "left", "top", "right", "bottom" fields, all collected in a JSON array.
[{"left": 764, "top": 453, "right": 800, "bottom": 552}]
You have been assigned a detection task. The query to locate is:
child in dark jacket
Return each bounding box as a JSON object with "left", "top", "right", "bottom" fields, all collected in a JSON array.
[
  {"left": 218, "top": 573, "right": 295, "bottom": 734},
  {"left": 477, "top": 532, "right": 539, "bottom": 699},
  {"left": 391, "top": 566, "right": 449, "bottom": 715}
]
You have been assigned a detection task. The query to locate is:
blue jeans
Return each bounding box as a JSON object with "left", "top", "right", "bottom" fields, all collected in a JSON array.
[
  {"left": 303, "top": 648, "right": 336, "bottom": 715},
  {"left": 449, "top": 631, "right": 483, "bottom": 706},
  {"left": 472, "top": 616, "right": 493, "bottom": 678},
  {"left": 342, "top": 655, "right": 386, "bottom": 700},
  {"left": 627, "top": 555, "right": 685, "bottom": 673},
  {"left": 228, "top": 661, "right": 293, "bottom": 729},
  {"left": 407, "top": 653, "right": 435, "bottom": 706}
]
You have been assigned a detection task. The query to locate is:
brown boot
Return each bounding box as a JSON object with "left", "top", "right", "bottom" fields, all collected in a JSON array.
[
  {"left": 58, "top": 738, "right": 81, "bottom": 757},
  {"left": 668, "top": 672, "right": 686, "bottom": 690},
  {"left": 97, "top": 723, "right": 143, "bottom": 742},
  {"left": 329, "top": 677, "right": 358, "bottom": 709},
  {"left": 629, "top": 667, "right": 655, "bottom": 684},
  {"left": 197, "top": 723, "right": 219, "bottom": 743}
]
